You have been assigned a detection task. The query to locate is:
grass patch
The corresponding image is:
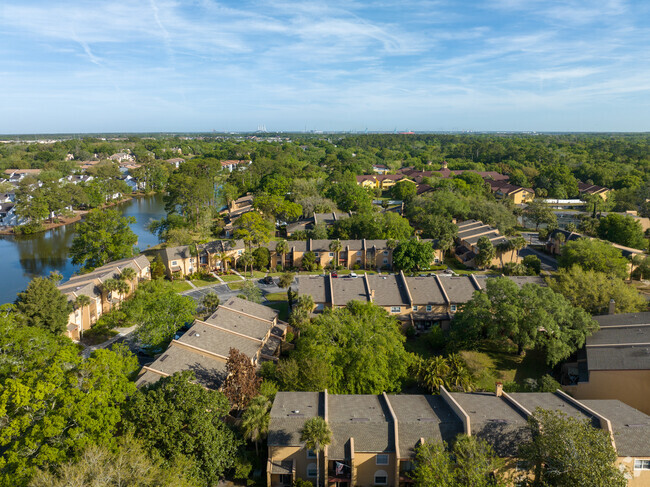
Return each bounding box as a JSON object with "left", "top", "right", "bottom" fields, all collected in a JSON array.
[
  {"left": 405, "top": 336, "right": 442, "bottom": 359},
  {"left": 266, "top": 301, "right": 289, "bottom": 321},
  {"left": 265, "top": 291, "right": 288, "bottom": 301},
  {"left": 170, "top": 280, "right": 193, "bottom": 292},
  {"left": 228, "top": 281, "right": 246, "bottom": 291},
  {"left": 220, "top": 274, "right": 244, "bottom": 282},
  {"left": 191, "top": 277, "right": 219, "bottom": 287},
  {"left": 80, "top": 325, "right": 118, "bottom": 346},
  {"left": 460, "top": 340, "right": 550, "bottom": 392}
]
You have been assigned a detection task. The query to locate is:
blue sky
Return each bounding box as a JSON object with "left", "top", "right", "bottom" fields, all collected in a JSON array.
[{"left": 1, "top": 0, "right": 649, "bottom": 133}]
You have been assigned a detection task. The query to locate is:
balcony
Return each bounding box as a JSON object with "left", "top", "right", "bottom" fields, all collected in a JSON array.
[{"left": 328, "top": 467, "right": 351, "bottom": 483}]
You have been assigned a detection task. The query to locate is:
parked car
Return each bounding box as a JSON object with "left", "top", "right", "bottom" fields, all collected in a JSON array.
[
  {"left": 331, "top": 272, "right": 338, "bottom": 278},
  {"left": 349, "top": 272, "right": 358, "bottom": 278},
  {"left": 260, "top": 276, "right": 274, "bottom": 285}
]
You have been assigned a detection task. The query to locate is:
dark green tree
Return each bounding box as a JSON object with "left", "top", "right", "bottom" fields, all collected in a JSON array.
[
  {"left": 558, "top": 238, "right": 629, "bottom": 279},
  {"left": 293, "top": 301, "right": 409, "bottom": 393},
  {"left": 392, "top": 239, "right": 434, "bottom": 272},
  {"left": 69, "top": 208, "right": 137, "bottom": 271},
  {"left": 300, "top": 417, "right": 332, "bottom": 487},
  {"left": 474, "top": 236, "right": 496, "bottom": 269},
  {"left": 518, "top": 409, "right": 626, "bottom": 487},
  {"left": 596, "top": 213, "right": 645, "bottom": 249},
  {"left": 124, "top": 372, "right": 241, "bottom": 486},
  {"left": 15, "top": 273, "right": 72, "bottom": 334}
]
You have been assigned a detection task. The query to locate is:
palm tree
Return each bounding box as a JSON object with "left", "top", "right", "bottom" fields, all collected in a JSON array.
[
  {"left": 240, "top": 249, "right": 254, "bottom": 277},
  {"left": 119, "top": 267, "right": 137, "bottom": 295},
  {"left": 241, "top": 396, "right": 271, "bottom": 456},
  {"left": 447, "top": 353, "right": 474, "bottom": 392},
  {"left": 629, "top": 254, "right": 645, "bottom": 280},
  {"left": 329, "top": 239, "right": 342, "bottom": 269},
  {"left": 510, "top": 236, "right": 527, "bottom": 262},
  {"left": 417, "top": 356, "right": 450, "bottom": 393},
  {"left": 275, "top": 240, "right": 289, "bottom": 270},
  {"left": 101, "top": 279, "right": 120, "bottom": 310},
  {"left": 300, "top": 416, "right": 332, "bottom": 487},
  {"left": 73, "top": 294, "right": 92, "bottom": 330}
]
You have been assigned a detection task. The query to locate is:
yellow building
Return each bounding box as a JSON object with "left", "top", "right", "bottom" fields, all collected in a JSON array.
[
  {"left": 268, "top": 389, "right": 650, "bottom": 487},
  {"left": 562, "top": 312, "right": 650, "bottom": 416}
]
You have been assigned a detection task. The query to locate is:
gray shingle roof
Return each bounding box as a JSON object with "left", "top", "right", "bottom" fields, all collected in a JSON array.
[
  {"left": 508, "top": 392, "right": 599, "bottom": 428},
  {"left": 439, "top": 276, "right": 480, "bottom": 303},
  {"left": 269, "top": 392, "right": 322, "bottom": 446},
  {"left": 178, "top": 322, "right": 261, "bottom": 359},
  {"left": 405, "top": 276, "right": 447, "bottom": 305},
  {"left": 142, "top": 344, "right": 227, "bottom": 389},
  {"left": 366, "top": 275, "right": 410, "bottom": 306},
  {"left": 583, "top": 314, "right": 650, "bottom": 371},
  {"left": 450, "top": 392, "right": 530, "bottom": 456},
  {"left": 331, "top": 277, "right": 368, "bottom": 306},
  {"left": 582, "top": 399, "right": 650, "bottom": 457},
  {"left": 328, "top": 395, "right": 394, "bottom": 457},
  {"left": 387, "top": 395, "right": 462, "bottom": 455},
  {"left": 221, "top": 296, "right": 278, "bottom": 322},
  {"left": 297, "top": 276, "right": 330, "bottom": 304}
]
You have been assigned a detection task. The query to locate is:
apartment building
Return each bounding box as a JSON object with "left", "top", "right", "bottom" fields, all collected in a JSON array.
[
  {"left": 486, "top": 180, "right": 535, "bottom": 205},
  {"left": 268, "top": 389, "right": 650, "bottom": 487},
  {"left": 136, "top": 297, "right": 286, "bottom": 390},
  {"left": 159, "top": 239, "right": 444, "bottom": 278},
  {"left": 562, "top": 312, "right": 650, "bottom": 415},
  {"left": 454, "top": 220, "right": 523, "bottom": 268},
  {"left": 285, "top": 212, "right": 351, "bottom": 237},
  {"left": 296, "top": 273, "right": 544, "bottom": 330},
  {"left": 57, "top": 255, "right": 151, "bottom": 340}
]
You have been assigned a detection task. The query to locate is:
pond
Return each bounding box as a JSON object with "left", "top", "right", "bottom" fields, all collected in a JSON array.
[{"left": 0, "top": 193, "right": 166, "bottom": 304}]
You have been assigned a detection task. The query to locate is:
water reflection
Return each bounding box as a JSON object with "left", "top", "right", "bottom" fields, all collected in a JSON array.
[{"left": 0, "top": 193, "right": 165, "bottom": 304}]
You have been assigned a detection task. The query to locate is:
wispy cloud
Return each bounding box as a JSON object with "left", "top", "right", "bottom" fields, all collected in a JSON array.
[{"left": 0, "top": 0, "right": 648, "bottom": 132}]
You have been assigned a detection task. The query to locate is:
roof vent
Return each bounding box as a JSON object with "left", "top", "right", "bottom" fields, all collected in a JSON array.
[
  {"left": 292, "top": 410, "right": 300, "bottom": 414},
  {"left": 159, "top": 355, "right": 169, "bottom": 362}
]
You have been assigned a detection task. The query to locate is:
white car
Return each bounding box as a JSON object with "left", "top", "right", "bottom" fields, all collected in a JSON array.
[{"left": 349, "top": 272, "right": 358, "bottom": 278}]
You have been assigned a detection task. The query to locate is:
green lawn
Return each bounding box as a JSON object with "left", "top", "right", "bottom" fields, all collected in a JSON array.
[
  {"left": 220, "top": 274, "right": 243, "bottom": 282},
  {"left": 80, "top": 326, "right": 118, "bottom": 346},
  {"left": 265, "top": 291, "right": 288, "bottom": 301},
  {"left": 266, "top": 301, "right": 289, "bottom": 321},
  {"left": 228, "top": 281, "right": 246, "bottom": 291},
  {"left": 170, "top": 280, "right": 193, "bottom": 292},
  {"left": 460, "top": 340, "right": 550, "bottom": 392},
  {"left": 191, "top": 277, "right": 220, "bottom": 287}
]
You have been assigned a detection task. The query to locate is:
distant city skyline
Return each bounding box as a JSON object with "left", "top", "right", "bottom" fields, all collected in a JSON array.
[{"left": 1, "top": 0, "right": 649, "bottom": 133}]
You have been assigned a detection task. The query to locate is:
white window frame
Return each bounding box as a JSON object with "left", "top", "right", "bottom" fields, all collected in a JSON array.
[
  {"left": 426, "top": 305, "right": 432, "bottom": 312},
  {"left": 315, "top": 252, "right": 319, "bottom": 257},
  {"left": 171, "top": 260, "right": 178, "bottom": 266},
  {"left": 383, "top": 250, "right": 389, "bottom": 255},
  {"left": 391, "top": 306, "right": 400, "bottom": 313},
  {"left": 376, "top": 454, "right": 389, "bottom": 465},
  {"left": 306, "top": 449, "right": 316, "bottom": 458},
  {"left": 450, "top": 304, "right": 457, "bottom": 312},
  {"left": 329, "top": 252, "right": 334, "bottom": 257},
  {"left": 238, "top": 250, "right": 242, "bottom": 255},
  {"left": 374, "top": 470, "right": 388, "bottom": 485},
  {"left": 307, "top": 463, "right": 318, "bottom": 477},
  {"left": 412, "top": 305, "right": 418, "bottom": 311},
  {"left": 635, "top": 459, "right": 650, "bottom": 470}
]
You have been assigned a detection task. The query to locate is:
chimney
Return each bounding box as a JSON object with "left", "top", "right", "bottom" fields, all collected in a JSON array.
[
  {"left": 442, "top": 160, "right": 448, "bottom": 169},
  {"left": 495, "top": 382, "right": 503, "bottom": 397},
  {"left": 370, "top": 289, "right": 375, "bottom": 302},
  {"left": 609, "top": 299, "right": 616, "bottom": 315}
]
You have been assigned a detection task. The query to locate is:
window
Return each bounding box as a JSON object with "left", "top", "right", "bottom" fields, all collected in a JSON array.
[
  {"left": 374, "top": 470, "right": 388, "bottom": 485},
  {"left": 391, "top": 306, "right": 401, "bottom": 313},
  {"left": 450, "top": 305, "right": 457, "bottom": 312},
  {"left": 315, "top": 252, "right": 319, "bottom": 257},
  {"left": 434, "top": 258, "right": 440, "bottom": 264},
  {"left": 426, "top": 305, "right": 432, "bottom": 312},
  {"left": 307, "top": 449, "right": 316, "bottom": 458},
  {"left": 171, "top": 260, "right": 178, "bottom": 266},
  {"left": 635, "top": 459, "right": 650, "bottom": 470},
  {"left": 383, "top": 259, "right": 388, "bottom": 264},
  {"left": 376, "top": 454, "right": 389, "bottom": 465},
  {"left": 412, "top": 305, "right": 418, "bottom": 311},
  {"left": 190, "top": 258, "right": 195, "bottom": 263},
  {"left": 307, "top": 463, "right": 317, "bottom": 477},
  {"left": 238, "top": 250, "right": 242, "bottom": 255},
  {"left": 383, "top": 250, "right": 389, "bottom": 255}
]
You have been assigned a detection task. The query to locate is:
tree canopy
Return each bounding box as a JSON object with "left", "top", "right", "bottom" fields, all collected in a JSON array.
[
  {"left": 290, "top": 301, "right": 409, "bottom": 393},
  {"left": 451, "top": 277, "right": 598, "bottom": 364},
  {"left": 120, "top": 279, "right": 196, "bottom": 351},
  {"left": 518, "top": 409, "right": 626, "bottom": 487},
  {"left": 596, "top": 213, "right": 646, "bottom": 249},
  {"left": 15, "top": 273, "right": 71, "bottom": 334},
  {"left": 548, "top": 266, "right": 646, "bottom": 315},
  {"left": 69, "top": 208, "right": 138, "bottom": 271},
  {"left": 123, "top": 372, "right": 241, "bottom": 486},
  {"left": 392, "top": 239, "right": 435, "bottom": 272},
  {"left": 558, "top": 237, "right": 629, "bottom": 279}
]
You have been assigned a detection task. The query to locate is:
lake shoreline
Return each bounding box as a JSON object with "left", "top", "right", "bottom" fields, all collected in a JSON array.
[{"left": 0, "top": 192, "right": 159, "bottom": 236}]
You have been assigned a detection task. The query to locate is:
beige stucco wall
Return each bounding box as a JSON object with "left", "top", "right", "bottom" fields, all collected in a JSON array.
[
  {"left": 619, "top": 457, "right": 650, "bottom": 486},
  {"left": 563, "top": 370, "right": 650, "bottom": 416},
  {"left": 354, "top": 452, "right": 396, "bottom": 487},
  {"left": 269, "top": 445, "right": 320, "bottom": 483}
]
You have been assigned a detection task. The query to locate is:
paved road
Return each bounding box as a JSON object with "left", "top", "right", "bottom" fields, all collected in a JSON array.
[{"left": 519, "top": 247, "right": 558, "bottom": 271}]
